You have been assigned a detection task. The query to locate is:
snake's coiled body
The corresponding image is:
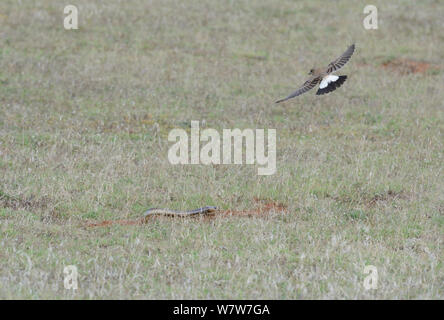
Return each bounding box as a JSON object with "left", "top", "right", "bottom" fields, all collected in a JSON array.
[{"left": 143, "top": 206, "right": 217, "bottom": 218}]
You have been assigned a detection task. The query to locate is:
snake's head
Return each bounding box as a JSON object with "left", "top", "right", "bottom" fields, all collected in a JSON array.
[{"left": 204, "top": 206, "right": 218, "bottom": 213}]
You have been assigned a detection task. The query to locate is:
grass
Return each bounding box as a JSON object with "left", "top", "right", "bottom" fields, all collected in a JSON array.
[{"left": 0, "top": 0, "right": 443, "bottom": 299}]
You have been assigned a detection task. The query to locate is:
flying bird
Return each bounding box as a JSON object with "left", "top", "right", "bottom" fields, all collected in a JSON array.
[{"left": 276, "top": 44, "right": 355, "bottom": 103}]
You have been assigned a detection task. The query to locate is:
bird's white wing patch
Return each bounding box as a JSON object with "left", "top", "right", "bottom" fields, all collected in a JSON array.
[{"left": 319, "top": 75, "right": 339, "bottom": 89}]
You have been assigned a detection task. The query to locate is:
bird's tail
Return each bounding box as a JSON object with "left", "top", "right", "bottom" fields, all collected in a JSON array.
[{"left": 316, "top": 75, "right": 347, "bottom": 95}]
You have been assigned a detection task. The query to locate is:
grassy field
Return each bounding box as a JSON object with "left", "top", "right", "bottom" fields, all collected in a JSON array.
[{"left": 0, "top": 0, "right": 443, "bottom": 299}]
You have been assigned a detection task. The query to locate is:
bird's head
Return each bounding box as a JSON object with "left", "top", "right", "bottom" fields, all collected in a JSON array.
[{"left": 308, "top": 68, "right": 315, "bottom": 75}]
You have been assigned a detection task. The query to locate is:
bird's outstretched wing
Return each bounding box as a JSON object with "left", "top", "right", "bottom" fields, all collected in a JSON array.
[
  {"left": 275, "top": 77, "right": 320, "bottom": 103},
  {"left": 326, "top": 44, "right": 355, "bottom": 74}
]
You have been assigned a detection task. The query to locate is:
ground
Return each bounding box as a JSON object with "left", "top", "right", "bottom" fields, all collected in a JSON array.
[{"left": 0, "top": 0, "right": 443, "bottom": 299}]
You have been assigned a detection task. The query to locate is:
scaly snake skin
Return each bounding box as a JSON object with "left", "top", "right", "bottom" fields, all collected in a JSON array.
[{"left": 143, "top": 206, "right": 217, "bottom": 218}]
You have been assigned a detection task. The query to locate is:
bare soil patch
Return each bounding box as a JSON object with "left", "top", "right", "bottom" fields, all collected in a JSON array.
[
  {"left": 217, "top": 198, "right": 287, "bottom": 217},
  {"left": 85, "top": 198, "right": 288, "bottom": 227},
  {"left": 381, "top": 58, "right": 436, "bottom": 75}
]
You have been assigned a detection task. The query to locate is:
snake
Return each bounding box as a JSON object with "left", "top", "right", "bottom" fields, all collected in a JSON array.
[{"left": 143, "top": 206, "right": 218, "bottom": 218}]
